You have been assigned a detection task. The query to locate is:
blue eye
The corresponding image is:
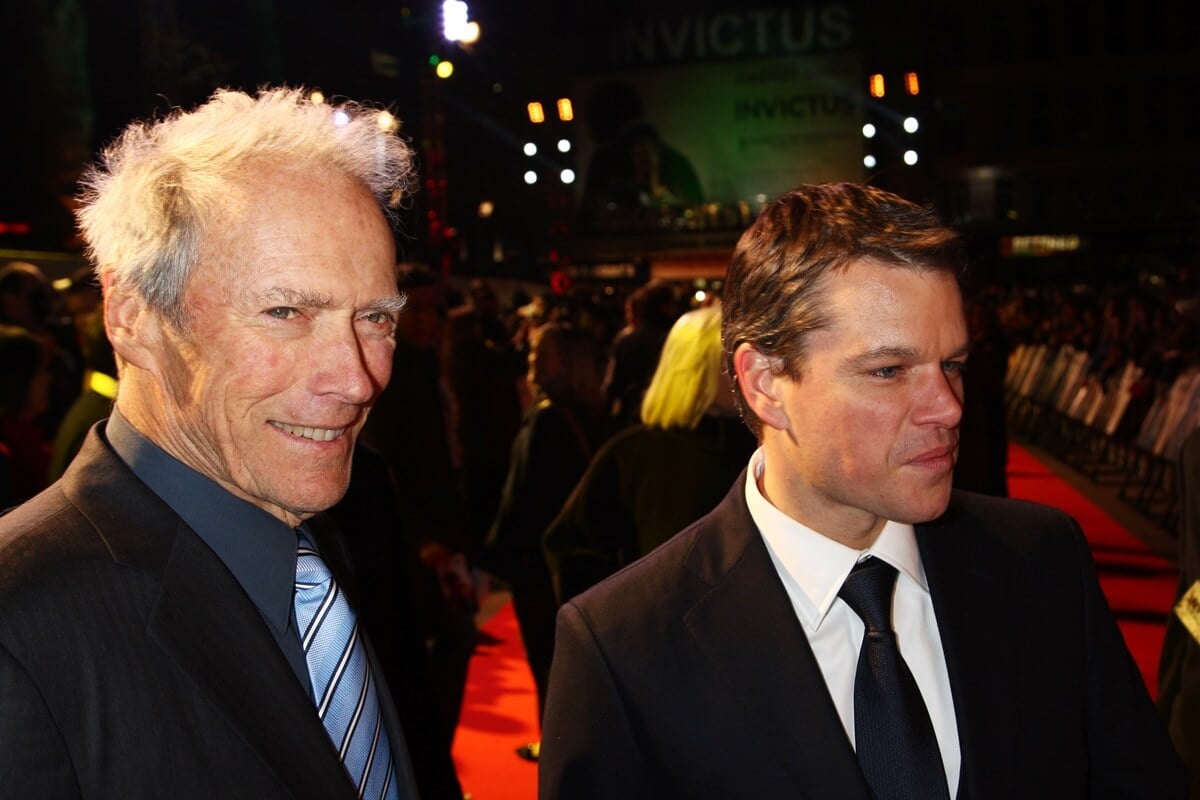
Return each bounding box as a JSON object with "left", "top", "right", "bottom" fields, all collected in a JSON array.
[
  {"left": 266, "top": 307, "right": 298, "bottom": 320},
  {"left": 872, "top": 366, "right": 900, "bottom": 378}
]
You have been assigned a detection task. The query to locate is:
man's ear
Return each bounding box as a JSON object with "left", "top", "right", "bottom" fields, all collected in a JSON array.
[
  {"left": 102, "top": 273, "right": 161, "bottom": 371},
  {"left": 733, "top": 343, "right": 792, "bottom": 432}
]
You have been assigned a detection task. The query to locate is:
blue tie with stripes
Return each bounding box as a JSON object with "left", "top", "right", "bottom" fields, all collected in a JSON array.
[{"left": 294, "top": 531, "right": 401, "bottom": 800}]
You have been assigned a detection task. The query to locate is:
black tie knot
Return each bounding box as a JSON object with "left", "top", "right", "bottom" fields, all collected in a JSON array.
[{"left": 838, "top": 557, "right": 898, "bottom": 635}]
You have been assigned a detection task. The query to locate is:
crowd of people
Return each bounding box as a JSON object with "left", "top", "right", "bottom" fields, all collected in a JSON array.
[
  {"left": 0, "top": 86, "right": 1194, "bottom": 799},
  {"left": 0, "top": 261, "right": 109, "bottom": 508}
]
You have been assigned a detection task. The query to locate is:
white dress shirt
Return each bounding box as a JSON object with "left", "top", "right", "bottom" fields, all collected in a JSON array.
[{"left": 744, "top": 448, "right": 961, "bottom": 796}]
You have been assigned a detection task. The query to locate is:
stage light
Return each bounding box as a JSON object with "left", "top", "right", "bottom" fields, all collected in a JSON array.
[
  {"left": 377, "top": 111, "right": 399, "bottom": 132},
  {"left": 443, "top": 1, "right": 469, "bottom": 41}
]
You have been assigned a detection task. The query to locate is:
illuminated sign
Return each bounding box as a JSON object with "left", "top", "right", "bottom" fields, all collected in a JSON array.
[{"left": 1002, "top": 234, "right": 1084, "bottom": 257}]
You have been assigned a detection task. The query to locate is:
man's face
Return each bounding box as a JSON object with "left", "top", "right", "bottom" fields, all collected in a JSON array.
[
  {"left": 756, "top": 259, "right": 968, "bottom": 544},
  {"left": 147, "top": 166, "right": 399, "bottom": 526}
]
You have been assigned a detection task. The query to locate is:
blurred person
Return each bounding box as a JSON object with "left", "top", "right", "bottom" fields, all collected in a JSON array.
[
  {"left": 46, "top": 309, "right": 116, "bottom": 481},
  {"left": 0, "top": 260, "right": 79, "bottom": 436},
  {"left": 328, "top": 442, "right": 466, "bottom": 800},
  {"left": 544, "top": 304, "right": 756, "bottom": 604},
  {"left": 952, "top": 298, "right": 1010, "bottom": 497},
  {"left": 0, "top": 87, "right": 448, "bottom": 799},
  {"left": 59, "top": 265, "right": 104, "bottom": 338},
  {"left": 580, "top": 81, "right": 703, "bottom": 214},
  {"left": 1159, "top": 427, "right": 1200, "bottom": 798},
  {"left": 511, "top": 291, "right": 553, "bottom": 358},
  {"left": 358, "top": 264, "right": 477, "bottom": 748},
  {"left": 602, "top": 278, "right": 678, "bottom": 427},
  {"left": 480, "top": 323, "right": 607, "bottom": 761},
  {"left": 442, "top": 291, "right": 523, "bottom": 556},
  {"left": 540, "top": 183, "right": 1185, "bottom": 799},
  {"left": 0, "top": 324, "right": 53, "bottom": 506},
  {"left": 465, "top": 278, "right": 512, "bottom": 350},
  {"left": 0, "top": 261, "right": 53, "bottom": 332}
]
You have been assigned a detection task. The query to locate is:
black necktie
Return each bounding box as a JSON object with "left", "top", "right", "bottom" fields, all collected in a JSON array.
[{"left": 838, "top": 557, "right": 950, "bottom": 800}]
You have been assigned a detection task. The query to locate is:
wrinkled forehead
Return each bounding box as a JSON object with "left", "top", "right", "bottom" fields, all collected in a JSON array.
[{"left": 201, "top": 166, "right": 389, "bottom": 263}]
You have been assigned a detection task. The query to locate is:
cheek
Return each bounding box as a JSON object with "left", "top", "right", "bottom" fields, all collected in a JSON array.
[
  {"left": 365, "top": 342, "right": 395, "bottom": 391},
  {"left": 828, "top": 398, "right": 899, "bottom": 466},
  {"left": 214, "top": 343, "right": 294, "bottom": 409}
]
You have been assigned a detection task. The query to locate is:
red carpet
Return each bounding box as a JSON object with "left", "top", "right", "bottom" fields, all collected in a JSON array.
[
  {"left": 451, "top": 599, "right": 539, "bottom": 799},
  {"left": 451, "top": 443, "right": 1178, "bottom": 796},
  {"left": 1006, "top": 443, "right": 1177, "bottom": 696}
]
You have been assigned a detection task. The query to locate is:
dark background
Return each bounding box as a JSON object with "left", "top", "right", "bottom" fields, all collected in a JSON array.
[{"left": 2, "top": 0, "right": 1197, "bottom": 295}]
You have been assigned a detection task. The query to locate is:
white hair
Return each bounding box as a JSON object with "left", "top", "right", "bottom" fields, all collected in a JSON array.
[{"left": 76, "top": 86, "right": 415, "bottom": 325}]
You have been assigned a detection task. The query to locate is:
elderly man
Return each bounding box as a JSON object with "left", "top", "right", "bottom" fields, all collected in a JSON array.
[
  {"left": 0, "top": 88, "right": 458, "bottom": 799},
  {"left": 539, "top": 183, "right": 1187, "bottom": 799}
]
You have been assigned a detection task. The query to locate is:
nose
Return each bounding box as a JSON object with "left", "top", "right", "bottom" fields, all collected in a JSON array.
[
  {"left": 915, "top": 367, "right": 964, "bottom": 429},
  {"left": 315, "top": 325, "right": 387, "bottom": 406}
]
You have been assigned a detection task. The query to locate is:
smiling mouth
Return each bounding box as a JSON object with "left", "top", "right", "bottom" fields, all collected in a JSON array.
[{"left": 269, "top": 421, "right": 347, "bottom": 442}]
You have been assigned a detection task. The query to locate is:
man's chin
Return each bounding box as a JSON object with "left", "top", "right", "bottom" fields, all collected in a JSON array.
[
  {"left": 262, "top": 481, "right": 352, "bottom": 526},
  {"left": 895, "top": 485, "right": 953, "bottom": 525}
]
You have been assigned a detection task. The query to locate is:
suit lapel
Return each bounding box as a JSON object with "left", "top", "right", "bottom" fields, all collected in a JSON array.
[
  {"left": 918, "top": 498, "right": 1018, "bottom": 799},
  {"left": 64, "top": 430, "right": 355, "bottom": 799},
  {"left": 148, "top": 525, "right": 356, "bottom": 799},
  {"left": 681, "top": 480, "right": 872, "bottom": 799}
]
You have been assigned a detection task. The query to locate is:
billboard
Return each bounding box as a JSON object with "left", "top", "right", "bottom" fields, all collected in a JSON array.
[{"left": 571, "top": 4, "right": 865, "bottom": 231}]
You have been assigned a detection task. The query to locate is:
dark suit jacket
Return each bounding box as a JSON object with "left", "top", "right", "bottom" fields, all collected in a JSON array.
[
  {"left": 0, "top": 427, "right": 421, "bottom": 799},
  {"left": 1159, "top": 428, "right": 1200, "bottom": 797},
  {"left": 539, "top": 477, "right": 1188, "bottom": 799}
]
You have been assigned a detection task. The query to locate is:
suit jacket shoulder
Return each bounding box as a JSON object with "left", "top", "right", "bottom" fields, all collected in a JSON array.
[
  {"left": 541, "top": 474, "right": 872, "bottom": 799},
  {"left": 917, "top": 490, "right": 1186, "bottom": 799},
  {"left": 541, "top": 479, "right": 1188, "bottom": 800},
  {"left": 0, "top": 428, "right": 360, "bottom": 800}
]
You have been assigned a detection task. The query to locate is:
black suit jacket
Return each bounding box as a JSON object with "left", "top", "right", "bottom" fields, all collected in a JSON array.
[
  {"left": 0, "top": 427, "right": 421, "bottom": 799},
  {"left": 539, "top": 475, "right": 1188, "bottom": 799}
]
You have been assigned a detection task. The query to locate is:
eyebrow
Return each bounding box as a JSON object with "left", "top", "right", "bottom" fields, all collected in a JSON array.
[
  {"left": 258, "top": 287, "right": 335, "bottom": 309},
  {"left": 256, "top": 287, "right": 407, "bottom": 315},
  {"left": 369, "top": 295, "right": 408, "bottom": 316},
  {"left": 846, "top": 342, "right": 971, "bottom": 369}
]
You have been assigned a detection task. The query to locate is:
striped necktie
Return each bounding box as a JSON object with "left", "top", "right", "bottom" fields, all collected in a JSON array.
[{"left": 294, "top": 531, "right": 401, "bottom": 800}]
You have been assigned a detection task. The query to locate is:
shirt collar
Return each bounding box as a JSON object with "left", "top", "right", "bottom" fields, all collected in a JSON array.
[
  {"left": 105, "top": 409, "right": 297, "bottom": 634},
  {"left": 744, "top": 448, "right": 928, "bottom": 631}
]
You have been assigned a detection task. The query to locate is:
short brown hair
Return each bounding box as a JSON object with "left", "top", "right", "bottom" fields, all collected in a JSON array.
[{"left": 722, "top": 182, "right": 963, "bottom": 437}]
